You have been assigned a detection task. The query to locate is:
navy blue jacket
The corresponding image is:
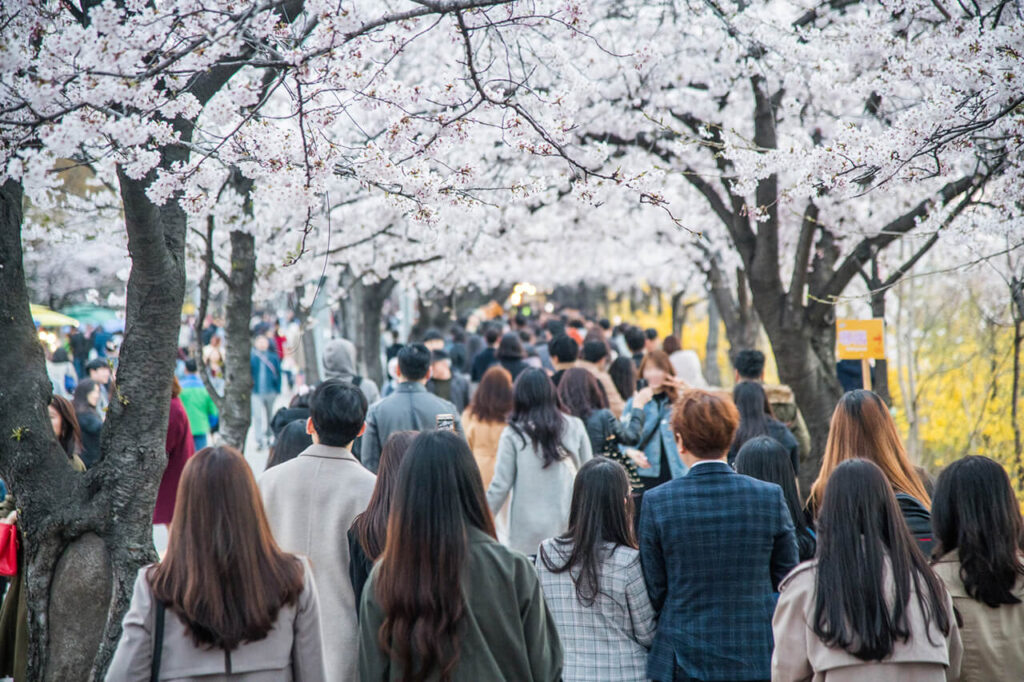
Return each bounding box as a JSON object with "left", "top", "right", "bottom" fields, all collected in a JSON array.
[{"left": 638, "top": 460, "right": 798, "bottom": 682}]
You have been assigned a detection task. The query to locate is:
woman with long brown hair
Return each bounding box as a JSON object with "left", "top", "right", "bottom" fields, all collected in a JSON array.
[
  {"left": 359, "top": 430, "right": 562, "bottom": 681},
  {"left": 461, "top": 365, "right": 514, "bottom": 489},
  {"left": 348, "top": 430, "right": 418, "bottom": 608},
  {"left": 107, "top": 446, "right": 325, "bottom": 681},
  {"left": 809, "top": 389, "right": 934, "bottom": 554},
  {"left": 48, "top": 395, "right": 86, "bottom": 471}
]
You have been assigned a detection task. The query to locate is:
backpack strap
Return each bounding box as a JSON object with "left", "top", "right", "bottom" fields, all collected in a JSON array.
[
  {"left": 353, "top": 375, "right": 362, "bottom": 387},
  {"left": 150, "top": 601, "right": 165, "bottom": 682}
]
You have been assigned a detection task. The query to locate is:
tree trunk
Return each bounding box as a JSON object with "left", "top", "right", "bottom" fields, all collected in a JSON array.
[
  {"left": 870, "top": 290, "right": 892, "bottom": 406},
  {"left": 1011, "top": 276, "right": 1023, "bottom": 492},
  {"left": 357, "top": 277, "right": 396, "bottom": 386},
  {"left": 217, "top": 229, "right": 256, "bottom": 451},
  {"left": 704, "top": 298, "right": 722, "bottom": 386}
]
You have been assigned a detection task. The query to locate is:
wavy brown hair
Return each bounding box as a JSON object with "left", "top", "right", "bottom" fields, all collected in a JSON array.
[
  {"left": 557, "top": 367, "right": 608, "bottom": 420},
  {"left": 809, "top": 390, "right": 930, "bottom": 512},
  {"left": 466, "top": 365, "right": 513, "bottom": 423},
  {"left": 149, "top": 446, "right": 304, "bottom": 650},
  {"left": 351, "top": 430, "right": 418, "bottom": 560},
  {"left": 374, "top": 431, "right": 496, "bottom": 682}
]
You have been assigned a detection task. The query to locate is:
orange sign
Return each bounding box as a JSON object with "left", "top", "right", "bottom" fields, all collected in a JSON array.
[{"left": 836, "top": 319, "right": 885, "bottom": 360}]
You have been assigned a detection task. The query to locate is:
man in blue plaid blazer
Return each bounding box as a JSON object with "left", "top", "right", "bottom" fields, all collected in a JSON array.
[{"left": 639, "top": 390, "right": 798, "bottom": 682}]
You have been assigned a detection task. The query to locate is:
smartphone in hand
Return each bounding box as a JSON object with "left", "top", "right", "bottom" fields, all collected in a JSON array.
[{"left": 436, "top": 414, "right": 456, "bottom": 431}]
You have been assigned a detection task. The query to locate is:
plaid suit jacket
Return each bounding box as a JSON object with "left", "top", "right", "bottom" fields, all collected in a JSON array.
[{"left": 638, "top": 461, "right": 798, "bottom": 682}]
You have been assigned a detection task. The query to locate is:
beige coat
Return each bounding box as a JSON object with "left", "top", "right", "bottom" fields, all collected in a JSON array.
[
  {"left": 772, "top": 560, "right": 962, "bottom": 682},
  {"left": 461, "top": 409, "right": 506, "bottom": 488},
  {"left": 106, "top": 559, "right": 324, "bottom": 681},
  {"left": 933, "top": 552, "right": 1024, "bottom": 682},
  {"left": 578, "top": 361, "right": 624, "bottom": 417},
  {"left": 259, "top": 444, "right": 376, "bottom": 682}
]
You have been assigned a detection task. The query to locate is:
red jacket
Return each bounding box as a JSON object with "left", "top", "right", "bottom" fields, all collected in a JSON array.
[{"left": 153, "top": 397, "right": 195, "bottom": 524}]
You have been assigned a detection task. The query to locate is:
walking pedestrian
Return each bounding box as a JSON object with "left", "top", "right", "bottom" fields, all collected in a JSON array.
[
  {"left": 106, "top": 446, "right": 325, "bottom": 681},
  {"left": 358, "top": 431, "right": 563, "bottom": 681},
  {"left": 250, "top": 335, "right": 281, "bottom": 450}
]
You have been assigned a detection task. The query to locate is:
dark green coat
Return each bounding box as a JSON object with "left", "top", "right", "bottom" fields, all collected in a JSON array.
[{"left": 358, "top": 526, "right": 562, "bottom": 681}]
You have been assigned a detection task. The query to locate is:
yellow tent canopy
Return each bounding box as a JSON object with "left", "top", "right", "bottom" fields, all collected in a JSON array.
[{"left": 31, "top": 304, "right": 80, "bottom": 328}]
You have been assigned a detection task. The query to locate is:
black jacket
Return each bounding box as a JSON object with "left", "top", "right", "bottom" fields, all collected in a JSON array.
[
  {"left": 727, "top": 418, "right": 800, "bottom": 474},
  {"left": 470, "top": 347, "right": 497, "bottom": 382},
  {"left": 497, "top": 357, "right": 530, "bottom": 382},
  {"left": 76, "top": 409, "right": 103, "bottom": 468},
  {"left": 895, "top": 492, "right": 934, "bottom": 557},
  {"left": 347, "top": 526, "right": 373, "bottom": 615},
  {"left": 584, "top": 407, "right": 644, "bottom": 455}
]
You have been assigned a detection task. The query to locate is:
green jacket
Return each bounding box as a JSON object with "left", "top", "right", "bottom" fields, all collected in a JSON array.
[
  {"left": 178, "top": 377, "right": 218, "bottom": 436},
  {"left": 359, "top": 526, "right": 562, "bottom": 681}
]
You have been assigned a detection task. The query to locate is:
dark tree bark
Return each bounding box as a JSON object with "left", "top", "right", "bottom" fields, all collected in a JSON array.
[
  {"left": 357, "top": 277, "right": 397, "bottom": 386},
  {"left": 1011, "top": 275, "right": 1024, "bottom": 492},
  {"left": 704, "top": 297, "right": 723, "bottom": 386}
]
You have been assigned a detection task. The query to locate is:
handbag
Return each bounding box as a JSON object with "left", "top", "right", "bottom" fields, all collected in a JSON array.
[{"left": 0, "top": 523, "right": 17, "bottom": 577}]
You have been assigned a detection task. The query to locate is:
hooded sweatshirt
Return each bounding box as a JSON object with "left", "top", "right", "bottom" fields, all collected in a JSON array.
[{"left": 322, "top": 338, "right": 381, "bottom": 405}]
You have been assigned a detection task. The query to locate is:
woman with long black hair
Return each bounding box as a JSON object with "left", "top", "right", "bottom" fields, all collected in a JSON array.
[
  {"left": 931, "top": 455, "right": 1024, "bottom": 681},
  {"left": 486, "top": 368, "right": 592, "bottom": 556},
  {"left": 772, "top": 459, "right": 960, "bottom": 681},
  {"left": 734, "top": 436, "right": 815, "bottom": 561},
  {"left": 359, "top": 430, "right": 562, "bottom": 681},
  {"left": 727, "top": 381, "right": 798, "bottom": 472},
  {"left": 107, "top": 446, "right": 325, "bottom": 680},
  {"left": 536, "top": 458, "right": 654, "bottom": 682}
]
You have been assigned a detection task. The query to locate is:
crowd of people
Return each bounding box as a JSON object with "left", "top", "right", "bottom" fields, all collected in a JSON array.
[{"left": 14, "top": 310, "right": 1024, "bottom": 682}]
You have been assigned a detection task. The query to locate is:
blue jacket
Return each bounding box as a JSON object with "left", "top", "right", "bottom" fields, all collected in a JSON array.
[
  {"left": 639, "top": 461, "right": 798, "bottom": 682},
  {"left": 623, "top": 395, "right": 687, "bottom": 480},
  {"left": 250, "top": 349, "right": 281, "bottom": 395}
]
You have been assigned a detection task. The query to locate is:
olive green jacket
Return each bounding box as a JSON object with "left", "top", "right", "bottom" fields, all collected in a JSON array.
[{"left": 358, "top": 527, "right": 562, "bottom": 681}]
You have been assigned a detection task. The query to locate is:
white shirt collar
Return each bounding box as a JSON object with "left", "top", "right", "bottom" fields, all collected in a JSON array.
[{"left": 689, "top": 458, "right": 728, "bottom": 469}]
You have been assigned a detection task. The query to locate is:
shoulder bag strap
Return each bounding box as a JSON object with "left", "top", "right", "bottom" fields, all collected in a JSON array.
[{"left": 150, "top": 601, "right": 165, "bottom": 682}]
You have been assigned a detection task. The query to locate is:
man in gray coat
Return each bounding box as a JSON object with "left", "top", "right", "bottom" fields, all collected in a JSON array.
[
  {"left": 361, "top": 344, "right": 463, "bottom": 473},
  {"left": 258, "top": 380, "right": 376, "bottom": 682}
]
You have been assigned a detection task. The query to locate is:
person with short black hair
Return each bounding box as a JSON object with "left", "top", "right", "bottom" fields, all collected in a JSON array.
[
  {"left": 470, "top": 323, "right": 502, "bottom": 382},
  {"left": 258, "top": 379, "right": 376, "bottom": 682},
  {"left": 550, "top": 334, "right": 579, "bottom": 387},
  {"left": 497, "top": 332, "right": 531, "bottom": 381},
  {"left": 643, "top": 327, "right": 659, "bottom": 353},
  {"left": 624, "top": 327, "right": 646, "bottom": 369},
  {"left": 422, "top": 328, "right": 446, "bottom": 352},
  {"left": 361, "top": 343, "right": 463, "bottom": 473},
  {"left": 426, "top": 349, "right": 471, "bottom": 413},
  {"left": 578, "top": 339, "right": 624, "bottom": 417},
  {"left": 85, "top": 357, "right": 112, "bottom": 413}
]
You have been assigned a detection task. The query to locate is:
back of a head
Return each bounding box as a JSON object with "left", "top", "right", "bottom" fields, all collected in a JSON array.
[
  {"left": 375, "top": 431, "right": 495, "bottom": 679},
  {"left": 607, "top": 356, "right": 637, "bottom": 401},
  {"left": 662, "top": 335, "right": 681, "bottom": 355},
  {"left": 540, "top": 457, "right": 635, "bottom": 606},
  {"left": 266, "top": 419, "right": 313, "bottom": 469},
  {"left": 580, "top": 339, "right": 608, "bottom": 364},
  {"left": 150, "top": 446, "right": 304, "bottom": 650},
  {"left": 308, "top": 379, "right": 367, "bottom": 447},
  {"left": 483, "top": 324, "right": 501, "bottom": 346},
  {"left": 670, "top": 389, "right": 738, "bottom": 459},
  {"left": 52, "top": 347, "right": 69, "bottom": 363},
  {"left": 732, "top": 349, "right": 765, "bottom": 380},
  {"left": 545, "top": 319, "right": 566, "bottom": 339},
  {"left": 468, "top": 366, "right": 514, "bottom": 423},
  {"left": 353, "top": 430, "right": 419, "bottom": 560},
  {"left": 557, "top": 367, "right": 606, "bottom": 420},
  {"left": 73, "top": 378, "right": 97, "bottom": 412},
  {"left": 423, "top": 328, "right": 445, "bottom": 344},
  {"left": 322, "top": 338, "right": 356, "bottom": 375},
  {"left": 644, "top": 327, "right": 658, "bottom": 342},
  {"left": 813, "top": 459, "right": 951, "bottom": 661},
  {"left": 184, "top": 358, "right": 198, "bottom": 374},
  {"left": 813, "top": 389, "right": 929, "bottom": 511},
  {"left": 397, "top": 343, "right": 432, "bottom": 382},
  {"left": 624, "top": 326, "right": 646, "bottom": 353},
  {"left": 511, "top": 368, "right": 566, "bottom": 468},
  {"left": 497, "top": 332, "right": 525, "bottom": 360},
  {"left": 731, "top": 381, "right": 771, "bottom": 452},
  {"left": 735, "top": 436, "right": 806, "bottom": 537},
  {"left": 549, "top": 334, "right": 579, "bottom": 364},
  {"left": 598, "top": 318, "right": 611, "bottom": 331},
  {"left": 932, "top": 456, "right": 1024, "bottom": 607}
]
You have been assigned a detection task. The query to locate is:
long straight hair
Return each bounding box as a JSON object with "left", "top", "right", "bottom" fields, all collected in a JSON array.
[
  {"left": 49, "top": 395, "right": 82, "bottom": 459},
  {"left": 508, "top": 368, "right": 566, "bottom": 468},
  {"left": 932, "top": 455, "right": 1024, "bottom": 606},
  {"left": 557, "top": 367, "right": 607, "bottom": 421},
  {"left": 809, "top": 390, "right": 930, "bottom": 511},
  {"left": 539, "top": 458, "right": 635, "bottom": 606},
  {"left": 351, "top": 430, "right": 418, "bottom": 560},
  {"left": 72, "top": 378, "right": 98, "bottom": 414},
  {"left": 374, "top": 431, "right": 496, "bottom": 682},
  {"left": 149, "top": 446, "right": 304, "bottom": 650},
  {"left": 813, "top": 459, "right": 951, "bottom": 661},
  {"left": 731, "top": 381, "right": 772, "bottom": 449},
  {"left": 735, "top": 436, "right": 815, "bottom": 561}
]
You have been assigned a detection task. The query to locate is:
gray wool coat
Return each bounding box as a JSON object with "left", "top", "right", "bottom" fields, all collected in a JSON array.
[
  {"left": 486, "top": 415, "right": 592, "bottom": 556},
  {"left": 259, "top": 444, "right": 376, "bottom": 682}
]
